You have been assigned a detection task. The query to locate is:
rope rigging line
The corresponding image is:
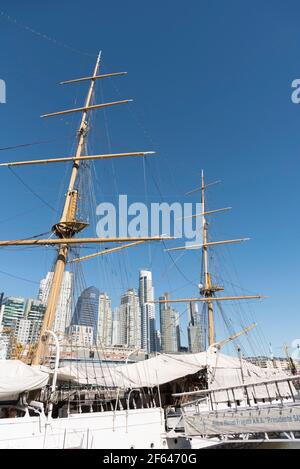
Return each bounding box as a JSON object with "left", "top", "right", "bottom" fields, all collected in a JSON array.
[
  {"left": 0, "top": 10, "right": 95, "bottom": 58},
  {"left": 0, "top": 139, "right": 63, "bottom": 152},
  {"left": 141, "top": 157, "right": 199, "bottom": 288},
  {"left": 96, "top": 82, "right": 133, "bottom": 292},
  {"left": 101, "top": 59, "right": 180, "bottom": 195},
  {"left": 215, "top": 300, "right": 245, "bottom": 355},
  {"left": 162, "top": 238, "right": 199, "bottom": 288},
  {"left": 203, "top": 195, "right": 270, "bottom": 358},
  {"left": 96, "top": 67, "right": 198, "bottom": 349},
  {"left": 0, "top": 230, "right": 53, "bottom": 246},
  {"left": 0, "top": 204, "right": 45, "bottom": 226},
  {"left": 0, "top": 268, "right": 40, "bottom": 285},
  {"left": 142, "top": 156, "right": 152, "bottom": 266},
  {"left": 70, "top": 254, "right": 118, "bottom": 391},
  {"left": 32, "top": 57, "right": 201, "bottom": 370},
  {"left": 63, "top": 106, "right": 121, "bottom": 392},
  {"left": 40, "top": 92, "right": 81, "bottom": 292},
  {"left": 215, "top": 244, "right": 269, "bottom": 357},
  {"left": 8, "top": 166, "right": 56, "bottom": 212},
  {"left": 67, "top": 254, "right": 91, "bottom": 387}
]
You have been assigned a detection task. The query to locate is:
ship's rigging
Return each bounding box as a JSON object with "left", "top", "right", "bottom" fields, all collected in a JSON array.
[
  {"left": 156, "top": 170, "right": 265, "bottom": 348},
  {"left": 0, "top": 52, "right": 171, "bottom": 366},
  {"left": 0, "top": 52, "right": 271, "bottom": 369}
]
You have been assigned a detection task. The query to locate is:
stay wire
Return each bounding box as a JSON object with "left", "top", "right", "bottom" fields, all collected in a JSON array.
[
  {"left": 8, "top": 166, "right": 56, "bottom": 212},
  {"left": 0, "top": 9, "right": 95, "bottom": 58}
]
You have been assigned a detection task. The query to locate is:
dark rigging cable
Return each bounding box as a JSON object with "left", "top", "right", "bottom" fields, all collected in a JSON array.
[{"left": 8, "top": 166, "right": 56, "bottom": 212}]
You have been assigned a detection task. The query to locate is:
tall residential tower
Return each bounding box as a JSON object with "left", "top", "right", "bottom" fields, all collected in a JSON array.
[
  {"left": 39, "top": 271, "right": 72, "bottom": 338},
  {"left": 159, "top": 292, "right": 180, "bottom": 353},
  {"left": 187, "top": 302, "right": 204, "bottom": 353},
  {"left": 119, "top": 289, "right": 141, "bottom": 349},
  {"left": 139, "top": 270, "right": 156, "bottom": 354}
]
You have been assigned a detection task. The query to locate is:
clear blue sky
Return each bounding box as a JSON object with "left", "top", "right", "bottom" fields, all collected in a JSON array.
[{"left": 0, "top": 1, "right": 299, "bottom": 355}]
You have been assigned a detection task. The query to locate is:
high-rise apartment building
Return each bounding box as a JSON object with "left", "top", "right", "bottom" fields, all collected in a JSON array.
[
  {"left": 139, "top": 270, "right": 156, "bottom": 354},
  {"left": 159, "top": 292, "right": 180, "bottom": 353},
  {"left": 0, "top": 297, "right": 46, "bottom": 346},
  {"left": 39, "top": 271, "right": 72, "bottom": 337},
  {"left": 0, "top": 297, "right": 25, "bottom": 329},
  {"left": 119, "top": 289, "right": 141, "bottom": 349},
  {"left": 187, "top": 302, "right": 204, "bottom": 353},
  {"left": 111, "top": 307, "right": 121, "bottom": 346},
  {"left": 97, "top": 293, "right": 112, "bottom": 347}
]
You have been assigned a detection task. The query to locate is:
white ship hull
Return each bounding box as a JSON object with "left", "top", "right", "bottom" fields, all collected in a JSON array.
[{"left": 0, "top": 407, "right": 167, "bottom": 449}]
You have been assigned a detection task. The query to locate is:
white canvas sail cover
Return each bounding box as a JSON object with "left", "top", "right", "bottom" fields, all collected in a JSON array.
[
  {"left": 57, "top": 350, "right": 290, "bottom": 399},
  {"left": 57, "top": 352, "right": 218, "bottom": 388},
  {"left": 0, "top": 352, "right": 291, "bottom": 403},
  {"left": 114, "top": 351, "right": 289, "bottom": 394},
  {"left": 0, "top": 360, "right": 49, "bottom": 401}
]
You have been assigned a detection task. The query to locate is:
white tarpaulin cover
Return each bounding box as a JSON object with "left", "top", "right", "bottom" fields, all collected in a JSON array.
[
  {"left": 57, "top": 351, "right": 287, "bottom": 393},
  {"left": 0, "top": 352, "right": 291, "bottom": 403},
  {"left": 0, "top": 360, "right": 49, "bottom": 401},
  {"left": 57, "top": 353, "right": 206, "bottom": 388}
]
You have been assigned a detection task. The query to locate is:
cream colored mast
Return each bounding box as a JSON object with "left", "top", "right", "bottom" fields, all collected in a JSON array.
[
  {"left": 155, "top": 173, "right": 265, "bottom": 349},
  {"left": 0, "top": 54, "right": 171, "bottom": 363},
  {"left": 201, "top": 170, "right": 215, "bottom": 345},
  {"left": 32, "top": 53, "right": 102, "bottom": 365}
]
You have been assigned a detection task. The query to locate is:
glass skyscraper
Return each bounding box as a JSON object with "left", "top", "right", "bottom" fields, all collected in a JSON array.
[{"left": 71, "top": 286, "right": 100, "bottom": 342}]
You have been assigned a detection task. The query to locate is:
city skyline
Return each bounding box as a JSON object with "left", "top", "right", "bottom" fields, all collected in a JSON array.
[
  {"left": 0, "top": 267, "right": 190, "bottom": 355},
  {"left": 0, "top": 258, "right": 293, "bottom": 359}
]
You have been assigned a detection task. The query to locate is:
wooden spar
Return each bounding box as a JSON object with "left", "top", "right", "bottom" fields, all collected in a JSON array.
[
  {"left": 205, "top": 238, "right": 250, "bottom": 246},
  {"left": 153, "top": 295, "right": 266, "bottom": 303},
  {"left": 0, "top": 151, "right": 156, "bottom": 168},
  {"left": 185, "top": 180, "right": 221, "bottom": 196},
  {"left": 203, "top": 207, "right": 232, "bottom": 216},
  {"left": 184, "top": 186, "right": 202, "bottom": 196},
  {"left": 165, "top": 238, "right": 250, "bottom": 252},
  {"left": 41, "top": 99, "right": 133, "bottom": 118},
  {"left": 0, "top": 237, "right": 172, "bottom": 247},
  {"left": 178, "top": 207, "right": 232, "bottom": 220},
  {"left": 69, "top": 240, "right": 146, "bottom": 263},
  {"left": 60, "top": 71, "right": 127, "bottom": 84},
  {"left": 213, "top": 323, "right": 257, "bottom": 350}
]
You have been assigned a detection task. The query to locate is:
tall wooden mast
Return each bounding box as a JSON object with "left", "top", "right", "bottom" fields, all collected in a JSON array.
[
  {"left": 0, "top": 54, "right": 173, "bottom": 365},
  {"left": 200, "top": 170, "right": 215, "bottom": 346},
  {"left": 156, "top": 172, "right": 265, "bottom": 349},
  {"left": 0, "top": 53, "right": 265, "bottom": 360},
  {"left": 32, "top": 53, "right": 102, "bottom": 364}
]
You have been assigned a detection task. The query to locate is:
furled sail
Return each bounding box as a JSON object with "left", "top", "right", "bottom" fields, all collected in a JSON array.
[
  {"left": 56, "top": 351, "right": 287, "bottom": 390},
  {"left": 0, "top": 360, "right": 49, "bottom": 401}
]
